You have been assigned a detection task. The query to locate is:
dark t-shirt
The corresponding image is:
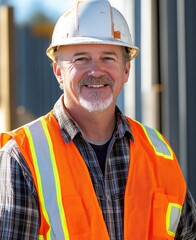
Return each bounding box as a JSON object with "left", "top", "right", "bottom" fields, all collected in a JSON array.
[{"left": 90, "top": 141, "right": 110, "bottom": 176}]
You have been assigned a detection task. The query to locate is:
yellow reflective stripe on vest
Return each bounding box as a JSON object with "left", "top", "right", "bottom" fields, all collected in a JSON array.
[
  {"left": 38, "top": 236, "right": 44, "bottom": 240},
  {"left": 166, "top": 203, "right": 182, "bottom": 237},
  {"left": 24, "top": 125, "right": 51, "bottom": 240},
  {"left": 40, "top": 118, "right": 70, "bottom": 240},
  {"left": 139, "top": 122, "right": 174, "bottom": 160},
  {"left": 24, "top": 118, "right": 70, "bottom": 240}
]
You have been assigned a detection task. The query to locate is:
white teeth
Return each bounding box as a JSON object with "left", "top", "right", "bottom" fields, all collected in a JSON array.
[{"left": 88, "top": 85, "right": 104, "bottom": 88}]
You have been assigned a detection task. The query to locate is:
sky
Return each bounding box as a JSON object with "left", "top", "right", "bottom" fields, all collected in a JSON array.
[{"left": 7, "top": 0, "right": 73, "bottom": 24}]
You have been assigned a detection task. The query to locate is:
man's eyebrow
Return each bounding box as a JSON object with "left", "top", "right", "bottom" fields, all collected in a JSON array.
[
  {"left": 102, "top": 51, "right": 118, "bottom": 56},
  {"left": 73, "top": 52, "right": 88, "bottom": 57}
]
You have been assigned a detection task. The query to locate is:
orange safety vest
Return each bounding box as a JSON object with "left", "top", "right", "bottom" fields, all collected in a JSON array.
[{"left": 0, "top": 112, "right": 186, "bottom": 240}]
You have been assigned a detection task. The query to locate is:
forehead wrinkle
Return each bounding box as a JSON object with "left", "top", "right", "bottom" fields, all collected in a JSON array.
[
  {"left": 56, "top": 47, "right": 122, "bottom": 62},
  {"left": 71, "top": 51, "right": 119, "bottom": 60}
]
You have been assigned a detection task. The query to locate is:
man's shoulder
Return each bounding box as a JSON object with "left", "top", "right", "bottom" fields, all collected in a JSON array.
[{"left": 0, "top": 138, "right": 20, "bottom": 156}]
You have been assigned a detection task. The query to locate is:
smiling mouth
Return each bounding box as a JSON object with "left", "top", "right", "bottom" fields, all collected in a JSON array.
[
  {"left": 86, "top": 84, "right": 108, "bottom": 88},
  {"left": 80, "top": 76, "right": 113, "bottom": 89}
]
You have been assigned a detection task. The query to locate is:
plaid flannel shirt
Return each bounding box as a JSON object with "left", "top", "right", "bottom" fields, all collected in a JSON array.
[{"left": 0, "top": 96, "right": 196, "bottom": 239}]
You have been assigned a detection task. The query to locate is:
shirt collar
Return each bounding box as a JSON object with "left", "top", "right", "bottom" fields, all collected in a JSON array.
[{"left": 53, "top": 95, "right": 134, "bottom": 143}]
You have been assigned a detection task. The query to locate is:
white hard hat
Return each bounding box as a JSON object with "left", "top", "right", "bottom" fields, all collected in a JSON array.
[{"left": 46, "top": 0, "right": 139, "bottom": 61}]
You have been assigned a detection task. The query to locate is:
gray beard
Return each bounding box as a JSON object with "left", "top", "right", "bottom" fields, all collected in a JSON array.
[{"left": 79, "top": 94, "right": 113, "bottom": 112}]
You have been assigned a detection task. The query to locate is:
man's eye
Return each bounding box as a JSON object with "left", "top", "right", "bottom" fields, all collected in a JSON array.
[
  {"left": 74, "top": 57, "right": 89, "bottom": 64},
  {"left": 103, "top": 57, "right": 116, "bottom": 62}
]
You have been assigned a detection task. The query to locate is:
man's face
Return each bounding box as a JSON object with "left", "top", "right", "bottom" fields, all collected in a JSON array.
[{"left": 53, "top": 44, "right": 130, "bottom": 113}]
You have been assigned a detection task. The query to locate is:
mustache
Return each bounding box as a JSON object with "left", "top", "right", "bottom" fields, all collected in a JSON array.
[{"left": 79, "top": 76, "right": 113, "bottom": 86}]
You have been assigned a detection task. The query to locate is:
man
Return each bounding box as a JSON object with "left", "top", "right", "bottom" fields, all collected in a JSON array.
[{"left": 0, "top": 0, "right": 196, "bottom": 239}]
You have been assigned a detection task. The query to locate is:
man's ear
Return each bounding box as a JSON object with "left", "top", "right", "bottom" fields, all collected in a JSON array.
[
  {"left": 53, "top": 62, "right": 63, "bottom": 84},
  {"left": 124, "top": 61, "right": 131, "bottom": 83}
]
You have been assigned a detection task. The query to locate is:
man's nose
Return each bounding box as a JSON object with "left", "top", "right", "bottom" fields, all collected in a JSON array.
[{"left": 87, "top": 60, "right": 105, "bottom": 78}]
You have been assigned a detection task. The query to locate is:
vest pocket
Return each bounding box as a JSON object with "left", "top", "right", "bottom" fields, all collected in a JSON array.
[
  {"left": 152, "top": 189, "right": 181, "bottom": 239},
  {"left": 62, "top": 195, "right": 91, "bottom": 239}
]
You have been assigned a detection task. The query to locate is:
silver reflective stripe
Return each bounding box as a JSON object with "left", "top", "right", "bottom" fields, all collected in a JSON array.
[
  {"left": 169, "top": 206, "right": 181, "bottom": 233},
  {"left": 166, "top": 203, "right": 182, "bottom": 236},
  {"left": 145, "top": 126, "right": 172, "bottom": 158},
  {"left": 28, "top": 120, "right": 66, "bottom": 239}
]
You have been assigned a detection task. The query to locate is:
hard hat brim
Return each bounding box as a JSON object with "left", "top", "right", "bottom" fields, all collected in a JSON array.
[{"left": 46, "top": 37, "right": 139, "bottom": 61}]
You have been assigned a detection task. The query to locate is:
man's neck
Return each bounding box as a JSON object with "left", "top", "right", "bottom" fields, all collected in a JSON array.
[{"left": 66, "top": 105, "right": 116, "bottom": 143}]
